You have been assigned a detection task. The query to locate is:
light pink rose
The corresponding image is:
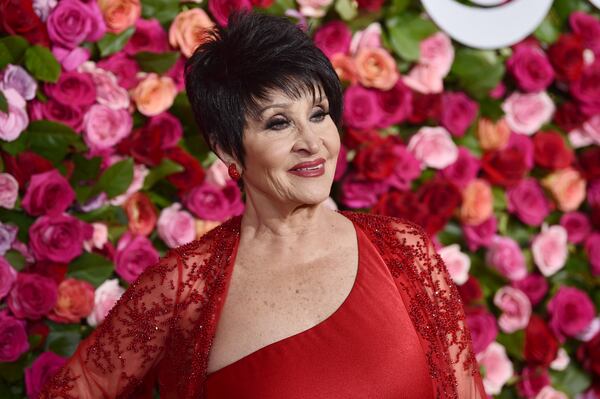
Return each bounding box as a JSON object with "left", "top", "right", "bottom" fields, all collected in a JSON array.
[
  {"left": 83, "top": 222, "right": 108, "bottom": 252},
  {"left": 438, "top": 244, "right": 470, "bottom": 285},
  {"left": 83, "top": 104, "right": 132, "bottom": 150},
  {"left": 532, "top": 225, "right": 568, "bottom": 277},
  {"left": 582, "top": 115, "right": 600, "bottom": 145},
  {"left": 296, "top": 0, "right": 333, "bottom": 17},
  {"left": 502, "top": 91, "right": 555, "bottom": 135},
  {"left": 0, "top": 256, "right": 17, "bottom": 300},
  {"left": 0, "top": 173, "right": 18, "bottom": 209},
  {"left": 205, "top": 159, "right": 231, "bottom": 188},
  {"left": 32, "top": 0, "right": 58, "bottom": 22},
  {"left": 486, "top": 235, "right": 527, "bottom": 281},
  {"left": 350, "top": 22, "right": 382, "bottom": 55},
  {"left": 549, "top": 348, "right": 570, "bottom": 371},
  {"left": 403, "top": 63, "right": 444, "bottom": 94},
  {"left": 476, "top": 342, "right": 514, "bottom": 395},
  {"left": 494, "top": 286, "right": 532, "bottom": 333},
  {"left": 79, "top": 62, "right": 129, "bottom": 110},
  {"left": 108, "top": 162, "right": 149, "bottom": 206},
  {"left": 1, "top": 64, "right": 37, "bottom": 100},
  {"left": 535, "top": 386, "right": 569, "bottom": 399},
  {"left": 52, "top": 46, "right": 91, "bottom": 71},
  {"left": 407, "top": 126, "right": 458, "bottom": 170},
  {"left": 86, "top": 279, "right": 125, "bottom": 327},
  {"left": 0, "top": 222, "right": 18, "bottom": 256},
  {"left": 420, "top": 32, "right": 454, "bottom": 77},
  {"left": 0, "top": 88, "right": 28, "bottom": 142},
  {"left": 157, "top": 203, "right": 196, "bottom": 248}
]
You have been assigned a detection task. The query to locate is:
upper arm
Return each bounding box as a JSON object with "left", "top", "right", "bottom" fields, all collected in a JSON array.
[{"left": 39, "top": 251, "right": 182, "bottom": 399}]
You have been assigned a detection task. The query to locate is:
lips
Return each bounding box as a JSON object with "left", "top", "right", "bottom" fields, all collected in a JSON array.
[{"left": 288, "top": 158, "right": 326, "bottom": 177}]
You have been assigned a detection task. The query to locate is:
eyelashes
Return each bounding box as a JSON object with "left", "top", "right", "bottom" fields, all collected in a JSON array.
[{"left": 265, "top": 109, "right": 330, "bottom": 131}]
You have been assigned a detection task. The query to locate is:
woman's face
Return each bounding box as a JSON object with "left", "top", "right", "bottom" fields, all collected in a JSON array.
[{"left": 240, "top": 87, "right": 340, "bottom": 208}]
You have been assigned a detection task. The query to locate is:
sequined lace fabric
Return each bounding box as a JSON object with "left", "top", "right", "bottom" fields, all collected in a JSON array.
[{"left": 39, "top": 211, "right": 486, "bottom": 399}]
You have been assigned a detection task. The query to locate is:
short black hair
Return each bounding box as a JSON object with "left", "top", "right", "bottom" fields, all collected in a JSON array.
[{"left": 184, "top": 10, "right": 343, "bottom": 166}]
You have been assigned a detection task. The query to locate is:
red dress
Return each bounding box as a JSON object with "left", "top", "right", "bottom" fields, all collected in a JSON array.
[{"left": 204, "top": 223, "right": 435, "bottom": 398}]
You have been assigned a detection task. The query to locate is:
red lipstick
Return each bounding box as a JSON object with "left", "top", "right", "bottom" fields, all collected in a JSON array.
[{"left": 288, "top": 158, "right": 326, "bottom": 177}]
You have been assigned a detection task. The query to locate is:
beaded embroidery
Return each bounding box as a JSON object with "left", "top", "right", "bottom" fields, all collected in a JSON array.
[{"left": 39, "top": 211, "right": 485, "bottom": 398}]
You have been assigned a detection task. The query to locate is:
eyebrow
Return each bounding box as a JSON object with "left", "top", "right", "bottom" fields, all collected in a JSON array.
[{"left": 258, "top": 97, "right": 327, "bottom": 117}]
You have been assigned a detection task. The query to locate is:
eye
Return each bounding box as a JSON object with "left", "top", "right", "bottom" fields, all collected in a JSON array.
[
  {"left": 266, "top": 117, "right": 289, "bottom": 130},
  {"left": 311, "top": 110, "right": 329, "bottom": 122}
]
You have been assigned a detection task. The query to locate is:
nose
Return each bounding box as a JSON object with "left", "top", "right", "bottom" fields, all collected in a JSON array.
[{"left": 293, "top": 122, "right": 321, "bottom": 154}]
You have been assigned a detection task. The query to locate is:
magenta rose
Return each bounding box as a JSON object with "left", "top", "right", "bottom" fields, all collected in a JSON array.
[
  {"left": 97, "top": 51, "right": 140, "bottom": 89},
  {"left": 25, "top": 351, "right": 68, "bottom": 399},
  {"left": 512, "top": 273, "right": 548, "bottom": 306},
  {"left": 185, "top": 180, "right": 244, "bottom": 222},
  {"left": 0, "top": 256, "right": 17, "bottom": 300},
  {"left": 0, "top": 314, "right": 29, "bottom": 362},
  {"left": 334, "top": 144, "right": 348, "bottom": 181},
  {"left": 585, "top": 233, "right": 600, "bottom": 276},
  {"left": 463, "top": 216, "right": 497, "bottom": 252},
  {"left": 465, "top": 307, "right": 498, "bottom": 354},
  {"left": 124, "top": 18, "right": 169, "bottom": 55},
  {"left": 440, "top": 91, "right": 479, "bottom": 137},
  {"left": 208, "top": 0, "right": 252, "bottom": 27},
  {"left": 343, "top": 85, "right": 382, "bottom": 130},
  {"left": 165, "top": 55, "right": 186, "bottom": 92},
  {"left": 115, "top": 232, "right": 159, "bottom": 283},
  {"left": 507, "top": 43, "right": 554, "bottom": 92},
  {"left": 507, "top": 178, "right": 551, "bottom": 226},
  {"left": 385, "top": 145, "right": 421, "bottom": 191},
  {"left": 7, "top": 273, "right": 58, "bottom": 319},
  {"left": 44, "top": 70, "right": 96, "bottom": 109},
  {"left": 29, "top": 214, "right": 92, "bottom": 263},
  {"left": 52, "top": 46, "right": 91, "bottom": 72},
  {"left": 376, "top": 80, "right": 412, "bottom": 128},
  {"left": 517, "top": 366, "right": 551, "bottom": 399},
  {"left": 440, "top": 147, "right": 480, "bottom": 189},
  {"left": 506, "top": 132, "right": 535, "bottom": 169},
  {"left": 30, "top": 98, "right": 86, "bottom": 132},
  {"left": 588, "top": 180, "right": 600, "bottom": 208},
  {"left": 570, "top": 11, "right": 600, "bottom": 57},
  {"left": 570, "top": 62, "right": 600, "bottom": 117},
  {"left": 547, "top": 286, "right": 596, "bottom": 341},
  {"left": 313, "top": 20, "right": 352, "bottom": 58},
  {"left": 46, "top": 0, "right": 106, "bottom": 49},
  {"left": 340, "top": 172, "right": 386, "bottom": 209},
  {"left": 486, "top": 235, "right": 527, "bottom": 281},
  {"left": 22, "top": 169, "right": 75, "bottom": 217},
  {"left": 560, "top": 212, "right": 592, "bottom": 244},
  {"left": 147, "top": 112, "right": 183, "bottom": 149}
]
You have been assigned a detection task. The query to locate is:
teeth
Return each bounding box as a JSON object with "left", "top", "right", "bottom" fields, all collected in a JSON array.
[{"left": 295, "top": 164, "right": 323, "bottom": 171}]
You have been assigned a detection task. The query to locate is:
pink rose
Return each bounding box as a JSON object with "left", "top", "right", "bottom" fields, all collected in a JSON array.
[
  {"left": 342, "top": 85, "right": 382, "bottom": 130},
  {"left": 1, "top": 64, "right": 37, "bottom": 100},
  {"left": 375, "top": 80, "right": 412, "bottom": 129},
  {"left": 465, "top": 307, "right": 498, "bottom": 354},
  {"left": 115, "top": 232, "right": 159, "bottom": 283},
  {"left": 79, "top": 62, "right": 130, "bottom": 110},
  {"left": 535, "top": 386, "right": 568, "bottom": 399},
  {"left": 463, "top": 216, "right": 497, "bottom": 252},
  {"left": 7, "top": 272, "right": 58, "bottom": 319},
  {"left": 570, "top": 61, "right": 600, "bottom": 116},
  {"left": 340, "top": 173, "right": 386, "bottom": 209},
  {"left": 185, "top": 180, "right": 244, "bottom": 222},
  {"left": 547, "top": 286, "right": 595, "bottom": 341},
  {"left": 385, "top": 145, "right": 421, "bottom": 191},
  {"left": 44, "top": 70, "right": 96, "bottom": 108},
  {"left": 0, "top": 314, "right": 29, "bottom": 362},
  {"left": 0, "top": 256, "right": 17, "bottom": 300},
  {"left": 0, "top": 88, "right": 28, "bottom": 142},
  {"left": 22, "top": 169, "right": 75, "bottom": 217},
  {"left": 512, "top": 273, "right": 548, "bottom": 306},
  {"left": 507, "top": 179, "right": 551, "bottom": 226},
  {"left": 532, "top": 225, "right": 568, "bottom": 277},
  {"left": 29, "top": 214, "right": 92, "bottom": 263},
  {"left": 147, "top": 112, "right": 183, "bottom": 149},
  {"left": 83, "top": 104, "right": 132, "bottom": 150},
  {"left": 560, "top": 212, "right": 592, "bottom": 244},
  {"left": 0, "top": 173, "right": 19, "bottom": 209},
  {"left": 420, "top": 32, "right": 454, "bottom": 77},
  {"left": 438, "top": 244, "right": 470, "bottom": 285},
  {"left": 476, "top": 342, "right": 514, "bottom": 395},
  {"left": 349, "top": 22, "right": 382, "bottom": 55},
  {"left": 486, "top": 235, "right": 527, "bottom": 281},
  {"left": 208, "top": 0, "right": 251, "bottom": 26},
  {"left": 46, "top": 0, "right": 106, "bottom": 49},
  {"left": 157, "top": 203, "right": 196, "bottom": 248},
  {"left": 585, "top": 233, "right": 600, "bottom": 276},
  {"left": 52, "top": 46, "right": 91, "bottom": 71},
  {"left": 502, "top": 91, "right": 555, "bottom": 135},
  {"left": 440, "top": 147, "right": 480, "bottom": 189},
  {"left": 580, "top": 115, "right": 600, "bottom": 146},
  {"left": 313, "top": 20, "right": 352, "bottom": 58},
  {"left": 440, "top": 91, "right": 479, "bottom": 137},
  {"left": 86, "top": 279, "right": 125, "bottom": 327},
  {"left": 407, "top": 126, "right": 458, "bottom": 170},
  {"left": 123, "top": 17, "right": 168, "bottom": 55},
  {"left": 83, "top": 222, "right": 108, "bottom": 252},
  {"left": 96, "top": 51, "right": 140, "bottom": 89},
  {"left": 25, "top": 351, "right": 68, "bottom": 399},
  {"left": 494, "top": 286, "right": 532, "bottom": 333},
  {"left": 507, "top": 44, "right": 555, "bottom": 92}
]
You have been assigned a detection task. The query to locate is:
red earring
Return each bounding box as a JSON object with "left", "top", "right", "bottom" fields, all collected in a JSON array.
[{"left": 228, "top": 163, "right": 241, "bottom": 181}]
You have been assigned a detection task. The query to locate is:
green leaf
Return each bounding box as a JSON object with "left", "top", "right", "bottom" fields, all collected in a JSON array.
[
  {"left": 0, "top": 35, "right": 29, "bottom": 67},
  {"left": 479, "top": 97, "right": 504, "bottom": 121},
  {"left": 92, "top": 158, "right": 134, "bottom": 199},
  {"left": 0, "top": 209, "right": 35, "bottom": 242},
  {"left": 551, "top": 364, "right": 591, "bottom": 397},
  {"left": 47, "top": 330, "right": 81, "bottom": 357},
  {"left": 534, "top": 14, "right": 561, "bottom": 45},
  {"left": 4, "top": 250, "right": 26, "bottom": 271},
  {"left": 0, "top": 91, "right": 8, "bottom": 114},
  {"left": 450, "top": 49, "right": 505, "bottom": 99},
  {"left": 386, "top": 0, "right": 410, "bottom": 15},
  {"left": 0, "top": 42, "right": 10, "bottom": 70},
  {"left": 97, "top": 27, "right": 135, "bottom": 57},
  {"left": 26, "top": 120, "right": 82, "bottom": 163},
  {"left": 496, "top": 330, "right": 524, "bottom": 361},
  {"left": 141, "top": 0, "right": 180, "bottom": 25},
  {"left": 71, "top": 154, "right": 102, "bottom": 184},
  {"left": 24, "top": 45, "right": 61, "bottom": 83},
  {"left": 134, "top": 51, "right": 179, "bottom": 74},
  {"left": 492, "top": 186, "right": 507, "bottom": 211},
  {"left": 143, "top": 158, "right": 184, "bottom": 190},
  {"left": 386, "top": 14, "right": 437, "bottom": 61},
  {"left": 67, "top": 252, "right": 115, "bottom": 287},
  {"left": 335, "top": 0, "right": 358, "bottom": 21}
]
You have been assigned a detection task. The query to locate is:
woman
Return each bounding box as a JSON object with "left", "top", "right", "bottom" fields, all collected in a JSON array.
[{"left": 40, "top": 11, "right": 486, "bottom": 399}]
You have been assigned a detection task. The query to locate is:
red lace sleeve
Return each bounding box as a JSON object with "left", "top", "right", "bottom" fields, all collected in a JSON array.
[
  {"left": 38, "top": 250, "right": 182, "bottom": 399},
  {"left": 393, "top": 220, "right": 487, "bottom": 399}
]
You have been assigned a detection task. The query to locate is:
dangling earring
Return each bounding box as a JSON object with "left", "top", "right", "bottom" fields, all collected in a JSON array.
[{"left": 228, "top": 163, "right": 241, "bottom": 181}]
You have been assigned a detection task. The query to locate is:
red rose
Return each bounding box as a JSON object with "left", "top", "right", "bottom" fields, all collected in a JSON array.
[
  {"left": 117, "top": 125, "right": 163, "bottom": 166},
  {"left": 372, "top": 191, "right": 446, "bottom": 235},
  {"left": 533, "top": 131, "right": 573, "bottom": 170},
  {"left": 408, "top": 92, "right": 441, "bottom": 124},
  {"left": 24, "top": 261, "right": 68, "bottom": 286},
  {"left": 524, "top": 315, "right": 559, "bottom": 367},
  {"left": 457, "top": 275, "right": 483, "bottom": 305},
  {"left": 578, "top": 331, "right": 600, "bottom": 377},
  {"left": 481, "top": 147, "right": 528, "bottom": 188},
  {"left": 578, "top": 147, "right": 600, "bottom": 180},
  {"left": 418, "top": 179, "right": 462, "bottom": 219},
  {"left": 548, "top": 34, "right": 585, "bottom": 82},
  {"left": 356, "top": 0, "right": 385, "bottom": 11},
  {"left": 342, "top": 128, "right": 382, "bottom": 150},
  {"left": 0, "top": 0, "right": 49, "bottom": 46},
  {"left": 165, "top": 147, "right": 206, "bottom": 194},
  {"left": 553, "top": 102, "right": 587, "bottom": 132},
  {"left": 26, "top": 320, "right": 50, "bottom": 350},
  {"left": 0, "top": 150, "right": 54, "bottom": 190},
  {"left": 353, "top": 140, "right": 397, "bottom": 181}
]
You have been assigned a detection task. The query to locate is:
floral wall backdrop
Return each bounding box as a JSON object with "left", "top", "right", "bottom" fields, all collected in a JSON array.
[{"left": 0, "top": 0, "right": 599, "bottom": 397}]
